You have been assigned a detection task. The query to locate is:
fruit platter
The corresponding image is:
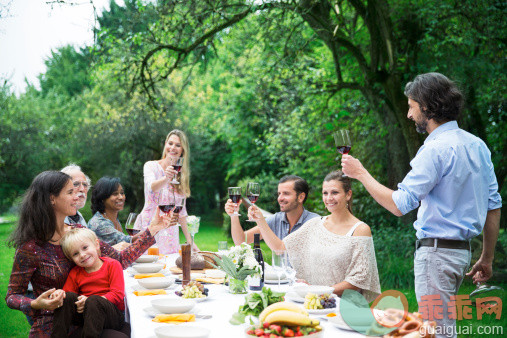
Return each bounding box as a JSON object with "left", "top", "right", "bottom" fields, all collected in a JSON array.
[
  {"left": 175, "top": 281, "right": 209, "bottom": 301},
  {"left": 245, "top": 302, "right": 322, "bottom": 337},
  {"left": 303, "top": 293, "right": 337, "bottom": 315}
]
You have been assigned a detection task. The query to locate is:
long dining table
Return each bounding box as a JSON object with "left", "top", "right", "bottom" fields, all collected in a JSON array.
[{"left": 124, "top": 253, "right": 366, "bottom": 338}]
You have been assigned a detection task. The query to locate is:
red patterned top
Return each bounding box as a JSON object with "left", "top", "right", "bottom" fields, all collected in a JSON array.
[{"left": 6, "top": 224, "right": 155, "bottom": 337}]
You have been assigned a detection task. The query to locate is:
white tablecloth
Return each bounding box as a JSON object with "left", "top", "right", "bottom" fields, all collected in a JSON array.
[{"left": 124, "top": 254, "right": 365, "bottom": 338}]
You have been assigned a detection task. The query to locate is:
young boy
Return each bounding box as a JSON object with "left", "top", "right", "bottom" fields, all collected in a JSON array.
[{"left": 51, "top": 228, "right": 126, "bottom": 337}]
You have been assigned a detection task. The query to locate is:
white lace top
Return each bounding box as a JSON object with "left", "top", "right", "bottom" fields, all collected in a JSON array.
[{"left": 283, "top": 216, "right": 381, "bottom": 302}]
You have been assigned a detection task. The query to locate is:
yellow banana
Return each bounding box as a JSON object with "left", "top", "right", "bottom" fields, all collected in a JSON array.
[
  {"left": 258, "top": 302, "right": 308, "bottom": 323},
  {"left": 264, "top": 310, "right": 320, "bottom": 326}
]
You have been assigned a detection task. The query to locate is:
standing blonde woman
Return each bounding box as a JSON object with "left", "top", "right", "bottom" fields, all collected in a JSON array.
[{"left": 135, "top": 129, "right": 197, "bottom": 253}]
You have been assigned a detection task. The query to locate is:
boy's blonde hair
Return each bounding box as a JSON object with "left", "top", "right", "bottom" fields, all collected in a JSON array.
[{"left": 61, "top": 228, "right": 100, "bottom": 260}]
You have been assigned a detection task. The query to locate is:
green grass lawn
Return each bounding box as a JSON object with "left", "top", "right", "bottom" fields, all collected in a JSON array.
[{"left": 1, "top": 213, "right": 505, "bottom": 337}]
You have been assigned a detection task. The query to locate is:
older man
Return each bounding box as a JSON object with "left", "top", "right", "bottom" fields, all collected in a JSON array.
[
  {"left": 225, "top": 175, "right": 319, "bottom": 247},
  {"left": 61, "top": 164, "right": 91, "bottom": 227}
]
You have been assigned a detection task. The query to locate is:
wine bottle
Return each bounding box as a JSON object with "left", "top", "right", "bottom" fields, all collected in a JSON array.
[{"left": 250, "top": 233, "right": 265, "bottom": 291}]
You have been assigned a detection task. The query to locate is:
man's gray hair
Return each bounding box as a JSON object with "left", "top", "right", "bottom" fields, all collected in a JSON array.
[{"left": 61, "top": 163, "right": 91, "bottom": 186}]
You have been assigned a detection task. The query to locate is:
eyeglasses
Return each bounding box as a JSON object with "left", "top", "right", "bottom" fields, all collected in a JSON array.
[{"left": 73, "top": 181, "right": 90, "bottom": 189}]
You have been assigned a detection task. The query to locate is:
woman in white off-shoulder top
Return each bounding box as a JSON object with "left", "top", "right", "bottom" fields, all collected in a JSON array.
[{"left": 249, "top": 170, "right": 381, "bottom": 301}]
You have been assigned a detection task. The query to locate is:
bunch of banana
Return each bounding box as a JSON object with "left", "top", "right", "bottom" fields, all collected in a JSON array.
[
  {"left": 304, "top": 293, "right": 323, "bottom": 310},
  {"left": 258, "top": 302, "right": 319, "bottom": 327}
]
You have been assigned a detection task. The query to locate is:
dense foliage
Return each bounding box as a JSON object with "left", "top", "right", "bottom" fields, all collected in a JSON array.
[{"left": 1, "top": 0, "right": 505, "bottom": 238}]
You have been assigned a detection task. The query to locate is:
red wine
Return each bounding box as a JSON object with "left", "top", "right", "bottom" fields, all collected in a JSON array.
[
  {"left": 336, "top": 145, "right": 352, "bottom": 154},
  {"left": 230, "top": 194, "right": 241, "bottom": 203},
  {"left": 247, "top": 194, "right": 259, "bottom": 203},
  {"left": 126, "top": 229, "right": 140, "bottom": 236},
  {"left": 173, "top": 205, "right": 183, "bottom": 213},
  {"left": 159, "top": 204, "right": 174, "bottom": 213},
  {"left": 173, "top": 165, "right": 182, "bottom": 172}
]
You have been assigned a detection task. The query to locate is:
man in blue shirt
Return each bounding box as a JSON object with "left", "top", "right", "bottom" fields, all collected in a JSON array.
[
  {"left": 342, "top": 73, "right": 501, "bottom": 337},
  {"left": 225, "top": 175, "right": 319, "bottom": 246}
]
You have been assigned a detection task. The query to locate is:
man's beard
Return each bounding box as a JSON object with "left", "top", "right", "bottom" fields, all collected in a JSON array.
[{"left": 415, "top": 118, "right": 428, "bottom": 134}]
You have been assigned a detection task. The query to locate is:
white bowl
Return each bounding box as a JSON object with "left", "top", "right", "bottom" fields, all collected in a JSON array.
[
  {"left": 135, "top": 255, "right": 159, "bottom": 263},
  {"left": 204, "top": 269, "right": 226, "bottom": 279},
  {"left": 155, "top": 326, "right": 210, "bottom": 338},
  {"left": 138, "top": 277, "right": 174, "bottom": 289},
  {"left": 151, "top": 298, "right": 196, "bottom": 314},
  {"left": 264, "top": 270, "right": 286, "bottom": 280},
  {"left": 293, "top": 285, "right": 335, "bottom": 298},
  {"left": 133, "top": 263, "right": 165, "bottom": 274}
]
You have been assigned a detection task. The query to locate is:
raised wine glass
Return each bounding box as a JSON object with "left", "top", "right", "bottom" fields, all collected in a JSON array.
[
  {"left": 173, "top": 196, "right": 186, "bottom": 227},
  {"left": 125, "top": 213, "right": 140, "bottom": 236},
  {"left": 158, "top": 188, "right": 175, "bottom": 216},
  {"left": 228, "top": 187, "right": 242, "bottom": 216},
  {"left": 170, "top": 157, "right": 184, "bottom": 185},
  {"left": 246, "top": 182, "right": 260, "bottom": 222},
  {"left": 272, "top": 250, "right": 286, "bottom": 292},
  {"left": 333, "top": 129, "right": 352, "bottom": 177}
]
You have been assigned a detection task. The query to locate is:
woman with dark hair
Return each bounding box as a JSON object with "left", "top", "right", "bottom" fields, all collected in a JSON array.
[
  {"left": 88, "top": 177, "right": 134, "bottom": 247},
  {"left": 135, "top": 129, "right": 198, "bottom": 254},
  {"left": 249, "top": 171, "right": 380, "bottom": 301},
  {"left": 6, "top": 171, "right": 172, "bottom": 337}
]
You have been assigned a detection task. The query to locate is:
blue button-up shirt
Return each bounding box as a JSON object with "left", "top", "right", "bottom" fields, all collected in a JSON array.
[
  {"left": 266, "top": 208, "right": 320, "bottom": 240},
  {"left": 392, "top": 121, "right": 502, "bottom": 240}
]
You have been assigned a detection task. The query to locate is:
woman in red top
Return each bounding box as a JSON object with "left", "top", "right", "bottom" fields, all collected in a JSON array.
[{"left": 6, "top": 171, "right": 173, "bottom": 337}]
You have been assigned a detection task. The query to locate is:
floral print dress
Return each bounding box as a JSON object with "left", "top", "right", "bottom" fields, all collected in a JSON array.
[{"left": 134, "top": 160, "right": 187, "bottom": 254}]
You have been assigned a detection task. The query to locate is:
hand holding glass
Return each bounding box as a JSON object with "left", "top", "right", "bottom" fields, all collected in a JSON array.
[
  {"left": 333, "top": 129, "right": 352, "bottom": 176},
  {"left": 125, "top": 213, "right": 140, "bottom": 236},
  {"left": 228, "top": 187, "right": 241, "bottom": 216},
  {"left": 170, "top": 157, "right": 184, "bottom": 185},
  {"left": 158, "top": 188, "right": 175, "bottom": 216},
  {"left": 246, "top": 182, "right": 260, "bottom": 222}
]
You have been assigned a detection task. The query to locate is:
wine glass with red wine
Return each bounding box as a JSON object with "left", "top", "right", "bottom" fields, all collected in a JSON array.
[
  {"left": 228, "top": 186, "right": 242, "bottom": 216},
  {"left": 333, "top": 129, "right": 352, "bottom": 176},
  {"left": 246, "top": 182, "right": 260, "bottom": 222},
  {"left": 158, "top": 188, "right": 175, "bottom": 215},
  {"left": 170, "top": 157, "right": 184, "bottom": 185},
  {"left": 125, "top": 213, "right": 140, "bottom": 236},
  {"left": 173, "top": 196, "right": 185, "bottom": 227}
]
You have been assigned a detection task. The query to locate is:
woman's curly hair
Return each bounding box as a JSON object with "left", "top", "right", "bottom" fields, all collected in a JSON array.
[{"left": 404, "top": 72, "right": 464, "bottom": 123}]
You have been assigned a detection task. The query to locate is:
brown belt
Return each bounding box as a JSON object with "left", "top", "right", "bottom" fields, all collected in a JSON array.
[{"left": 416, "top": 238, "right": 470, "bottom": 250}]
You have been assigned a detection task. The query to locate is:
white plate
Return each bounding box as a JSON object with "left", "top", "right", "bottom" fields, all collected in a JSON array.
[
  {"left": 264, "top": 279, "right": 289, "bottom": 284},
  {"left": 127, "top": 267, "right": 171, "bottom": 277},
  {"left": 154, "top": 325, "right": 210, "bottom": 338},
  {"left": 307, "top": 307, "right": 337, "bottom": 315},
  {"left": 285, "top": 291, "right": 338, "bottom": 304},
  {"left": 135, "top": 255, "right": 160, "bottom": 263},
  {"left": 327, "top": 314, "right": 373, "bottom": 332},
  {"left": 131, "top": 284, "right": 176, "bottom": 292},
  {"left": 177, "top": 294, "right": 210, "bottom": 302},
  {"left": 143, "top": 306, "right": 200, "bottom": 318}
]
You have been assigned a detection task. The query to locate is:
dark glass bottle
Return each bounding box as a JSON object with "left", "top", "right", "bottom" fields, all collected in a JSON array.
[{"left": 250, "top": 233, "right": 265, "bottom": 291}]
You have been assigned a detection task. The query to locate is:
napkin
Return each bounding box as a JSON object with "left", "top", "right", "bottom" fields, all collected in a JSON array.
[
  {"left": 152, "top": 314, "right": 196, "bottom": 324},
  {"left": 133, "top": 289, "right": 167, "bottom": 296},
  {"left": 134, "top": 273, "right": 165, "bottom": 279},
  {"left": 195, "top": 277, "right": 224, "bottom": 285}
]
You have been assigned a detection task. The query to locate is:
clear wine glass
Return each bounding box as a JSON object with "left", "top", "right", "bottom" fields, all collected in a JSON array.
[
  {"left": 170, "top": 156, "right": 184, "bottom": 185},
  {"left": 282, "top": 252, "right": 296, "bottom": 286},
  {"left": 246, "top": 182, "right": 260, "bottom": 222},
  {"left": 125, "top": 213, "right": 140, "bottom": 236},
  {"left": 469, "top": 282, "right": 504, "bottom": 306},
  {"left": 333, "top": 129, "right": 352, "bottom": 177},
  {"left": 188, "top": 217, "right": 200, "bottom": 249},
  {"left": 228, "top": 187, "right": 242, "bottom": 216},
  {"left": 272, "top": 250, "right": 286, "bottom": 291}
]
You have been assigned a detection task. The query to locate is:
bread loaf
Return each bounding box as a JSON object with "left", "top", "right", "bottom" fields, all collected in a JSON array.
[{"left": 175, "top": 253, "right": 205, "bottom": 270}]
